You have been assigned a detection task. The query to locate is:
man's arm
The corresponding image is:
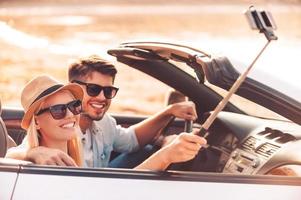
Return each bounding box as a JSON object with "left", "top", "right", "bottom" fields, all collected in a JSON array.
[
  {"left": 5, "top": 146, "right": 27, "bottom": 160},
  {"left": 5, "top": 137, "right": 29, "bottom": 160},
  {"left": 132, "top": 101, "right": 197, "bottom": 147},
  {"left": 135, "top": 130, "right": 206, "bottom": 170},
  {"left": 6, "top": 144, "right": 77, "bottom": 166}
]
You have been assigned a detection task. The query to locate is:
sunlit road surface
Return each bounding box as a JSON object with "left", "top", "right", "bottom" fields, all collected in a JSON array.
[{"left": 0, "top": 3, "right": 300, "bottom": 114}]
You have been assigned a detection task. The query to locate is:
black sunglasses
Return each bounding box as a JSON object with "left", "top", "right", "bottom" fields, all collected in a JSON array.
[
  {"left": 72, "top": 80, "right": 119, "bottom": 99},
  {"left": 36, "top": 100, "right": 82, "bottom": 120}
]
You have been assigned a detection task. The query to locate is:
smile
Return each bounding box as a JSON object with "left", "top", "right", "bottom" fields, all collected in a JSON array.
[
  {"left": 60, "top": 122, "right": 75, "bottom": 128},
  {"left": 90, "top": 102, "right": 105, "bottom": 109}
]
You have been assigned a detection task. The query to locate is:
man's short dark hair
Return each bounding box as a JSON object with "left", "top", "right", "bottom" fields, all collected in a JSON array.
[{"left": 68, "top": 55, "right": 117, "bottom": 82}]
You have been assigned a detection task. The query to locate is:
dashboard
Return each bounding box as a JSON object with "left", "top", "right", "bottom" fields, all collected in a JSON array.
[{"left": 206, "top": 112, "right": 301, "bottom": 175}]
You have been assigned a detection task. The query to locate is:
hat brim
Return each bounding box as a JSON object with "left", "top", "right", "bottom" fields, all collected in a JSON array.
[{"left": 21, "top": 83, "right": 83, "bottom": 130}]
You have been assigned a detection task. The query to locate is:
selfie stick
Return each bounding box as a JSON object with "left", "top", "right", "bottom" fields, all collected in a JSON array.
[{"left": 197, "top": 6, "right": 278, "bottom": 138}]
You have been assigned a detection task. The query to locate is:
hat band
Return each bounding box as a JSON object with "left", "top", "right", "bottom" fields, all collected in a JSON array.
[{"left": 31, "top": 84, "right": 64, "bottom": 106}]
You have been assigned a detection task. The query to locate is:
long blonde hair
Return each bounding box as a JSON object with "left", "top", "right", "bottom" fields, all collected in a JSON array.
[{"left": 26, "top": 94, "right": 83, "bottom": 167}]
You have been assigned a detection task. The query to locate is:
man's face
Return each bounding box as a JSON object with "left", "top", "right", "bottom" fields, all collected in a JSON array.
[{"left": 79, "top": 71, "right": 114, "bottom": 121}]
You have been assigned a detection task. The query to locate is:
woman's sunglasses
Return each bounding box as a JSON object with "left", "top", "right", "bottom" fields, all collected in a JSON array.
[
  {"left": 36, "top": 100, "right": 82, "bottom": 120},
  {"left": 72, "top": 80, "right": 119, "bottom": 99}
]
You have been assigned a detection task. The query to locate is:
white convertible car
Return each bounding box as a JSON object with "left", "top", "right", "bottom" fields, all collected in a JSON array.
[
  {"left": 1, "top": 40, "right": 301, "bottom": 199},
  {"left": 1, "top": 3, "right": 301, "bottom": 200}
]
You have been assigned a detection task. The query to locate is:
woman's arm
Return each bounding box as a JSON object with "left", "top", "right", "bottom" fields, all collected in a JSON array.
[{"left": 135, "top": 130, "right": 206, "bottom": 171}]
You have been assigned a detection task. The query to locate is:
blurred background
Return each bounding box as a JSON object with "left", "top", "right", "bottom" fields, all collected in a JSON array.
[{"left": 0, "top": 0, "right": 300, "bottom": 115}]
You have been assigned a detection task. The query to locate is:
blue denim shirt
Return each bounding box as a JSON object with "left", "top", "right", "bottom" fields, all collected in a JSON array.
[{"left": 80, "top": 114, "right": 139, "bottom": 168}]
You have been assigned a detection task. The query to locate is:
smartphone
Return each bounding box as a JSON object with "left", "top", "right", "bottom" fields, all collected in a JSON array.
[{"left": 244, "top": 7, "right": 277, "bottom": 31}]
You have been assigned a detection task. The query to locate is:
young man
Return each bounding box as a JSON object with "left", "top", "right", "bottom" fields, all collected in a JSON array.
[{"left": 6, "top": 55, "right": 206, "bottom": 169}]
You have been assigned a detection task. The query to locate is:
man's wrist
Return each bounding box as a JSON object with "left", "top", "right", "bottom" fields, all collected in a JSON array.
[
  {"left": 164, "top": 104, "right": 174, "bottom": 117},
  {"left": 25, "top": 146, "right": 45, "bottom": 163},
  {"left": 153, "top": 135, "right": 165, "bottom": 147},
  {"left": 25, "top": 148, "right": 37, "bottom": 162}
]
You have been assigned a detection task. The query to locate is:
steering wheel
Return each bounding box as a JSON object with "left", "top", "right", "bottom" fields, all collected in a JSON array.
[
  {"left": 184, "top": 120, "right": 193, "bottom": 133},
  {"left": 159, "top": 118, "right": 194, "bottom": 138}
]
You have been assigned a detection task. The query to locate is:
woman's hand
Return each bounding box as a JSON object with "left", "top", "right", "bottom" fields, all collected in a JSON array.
[
  {"left": 135, "top": 130, "right": 206, "bottom": 171},
  {"left": 161, "top": 130, "right": 207, "bottom": 164}
]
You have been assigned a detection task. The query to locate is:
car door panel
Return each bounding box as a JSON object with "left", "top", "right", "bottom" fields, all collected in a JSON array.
[
  {"left": 11, "top": 165, "right": 301, "bottom": 200},
  {"left": 0, "top": 165, "right": 19, "bottom": 200}
]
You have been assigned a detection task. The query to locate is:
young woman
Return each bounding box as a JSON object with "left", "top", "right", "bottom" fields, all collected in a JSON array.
[{"left": 12, "top": 75, "right": 84, "bottom": 166}]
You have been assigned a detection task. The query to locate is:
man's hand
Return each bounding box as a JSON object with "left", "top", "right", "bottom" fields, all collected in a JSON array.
[
  {"left": 161, "top": 134, "right": 177, "bottom": 147},
  {"left": 26, "top": 146, "right": 77, "bottom": 166},
  {"left": 161, "top": 130, "right": 207, "bottom": 164},
  {"left": 168, "top": 101, "right": 197, "bottom": 121}
]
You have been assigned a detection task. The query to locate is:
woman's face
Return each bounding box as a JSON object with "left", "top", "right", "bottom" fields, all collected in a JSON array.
[{"left": 35, "top": 90, "right": 80, "bottom": 143}]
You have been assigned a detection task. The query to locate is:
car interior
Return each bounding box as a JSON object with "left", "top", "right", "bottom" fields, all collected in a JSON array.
[{"left": 2, "top": 96, "right": 301, "bottom": 177}]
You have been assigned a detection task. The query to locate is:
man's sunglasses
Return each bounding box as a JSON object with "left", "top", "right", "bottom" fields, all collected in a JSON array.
[
  {"left": 72, "top": 80, "right": 119, "bottom": 99},
  {"left": 36, "top": 100, "right": 82, "bottom": 120}
]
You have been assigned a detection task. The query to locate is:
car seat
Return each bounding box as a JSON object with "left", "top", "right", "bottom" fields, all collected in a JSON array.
[
  {"left": 0, "top": 100, "right": 8, "bottom": 157},
  {"left": 0, "top": 100, "right": 17, "bottom": 157}
]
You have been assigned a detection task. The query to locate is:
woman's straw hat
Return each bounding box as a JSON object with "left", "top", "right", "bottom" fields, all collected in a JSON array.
[{"left": 21, "top": 75, "right": 83, "bottom": 129}]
